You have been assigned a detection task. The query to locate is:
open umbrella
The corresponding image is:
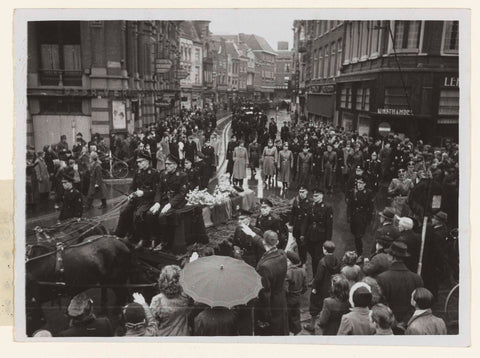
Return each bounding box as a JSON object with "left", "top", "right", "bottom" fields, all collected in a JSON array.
[{"left": 179, "top": 255, "right": 262, "bottom": 309}]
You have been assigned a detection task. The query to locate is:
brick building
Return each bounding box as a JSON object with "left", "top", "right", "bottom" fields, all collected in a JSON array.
[{"left": 27, "top": 20, "right": 181, "bottom": 150}]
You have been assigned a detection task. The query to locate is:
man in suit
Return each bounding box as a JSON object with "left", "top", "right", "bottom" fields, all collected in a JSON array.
[
  {"left": 240, "top": 227, "right": 289, "bottom": 336},
  {"left": 376, "top": 241, "right": 424, "bottom": 326},
  {"left": 362, "top": 235, "right": 394, "bottom": 277},
  {"left": 232, "top": 212, "right": 265, "bottom": 267},
  {"left": 405, "top": 287, "right": 447, "bottom": 335}
]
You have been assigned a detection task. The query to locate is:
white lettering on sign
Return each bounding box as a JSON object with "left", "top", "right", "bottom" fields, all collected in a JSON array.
[
  {"left": 443, "top": 76, "right": 459, "bottom": 87},
  {"left": 377, "top": 108, "right": 413, "bottom": 116}
]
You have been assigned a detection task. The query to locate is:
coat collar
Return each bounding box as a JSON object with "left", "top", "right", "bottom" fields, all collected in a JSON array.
[
  {"left": 407, "top": 308, "right": 433, "bottom": 326},
  {"left": 257, "top": 248, "right": 282, "bottom": 268},
  {"left": 389, "top": 261, "right": 410, "bottom": 271}
]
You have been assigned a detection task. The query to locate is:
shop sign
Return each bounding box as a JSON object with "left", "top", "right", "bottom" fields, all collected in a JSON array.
[
  {"left": 377, "top": 108, "right": 413, "bottom": 116},
  {"left": 378, "top": 122, "right": 391, "bottom": 137},
  {"left": 155, "top": 59, "right": 173, "bottom": 74},
  {"left": 321, "top": 85, "right": 335, "bottom": 94},
  {"left": 443, "top": 76, "right": 459, "bottom": 87}
]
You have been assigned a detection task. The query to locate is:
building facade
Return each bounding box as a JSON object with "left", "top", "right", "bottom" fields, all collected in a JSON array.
[
  {"left": 337, "top": 20, "right": 459, "bottom": 143},
  {"left": 239, "top": 33, "right": 277, "bottom": 100},
  {"left": 179, "top": 21, "right": 204, "bottom": 110},
  {"left": 27, "top": 20, "right": 181, "bottom": 150},
  {"left": 274, "top": 41, "right": 294, "bottom": 101}
]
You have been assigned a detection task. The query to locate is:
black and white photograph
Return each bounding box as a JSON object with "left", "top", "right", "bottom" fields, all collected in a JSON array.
[{"left": 14, "top": 9, "right": 470, "bottom": 344}]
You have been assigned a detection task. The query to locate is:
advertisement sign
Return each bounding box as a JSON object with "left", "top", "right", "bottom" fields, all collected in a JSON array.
[{"left": 112, "top": 100, "right": 127, "bottom": 130}]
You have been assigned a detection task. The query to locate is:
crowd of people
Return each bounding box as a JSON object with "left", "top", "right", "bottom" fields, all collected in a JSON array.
[
  {"left": 28, "top": 101, "right": 459, "bottom": 337},
  {"left": 26, "top": 106, "right": 222, "bottom": 225}
]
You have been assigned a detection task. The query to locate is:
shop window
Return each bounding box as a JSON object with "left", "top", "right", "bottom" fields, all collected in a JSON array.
[
  {"left": 336, "top": 39, "right": 343, "bottom": 76},
  {"left": 340, "top": 88, "right": 352, "bottom": 109},
  {"left": 442, "top": 21, "right": 459, "bottom": 55},
  {"left": 318, "top": 47, "right": 323, "bottom": 79},
  {"left": 392, "top": 21, "right": 421, "bottom": 51},
  {"left": 36, "top": 21, "right": 82, "bottom": 86},
  {"left": 438, "top": 89, "right": 459, "bottom": 115},
  {"left": 39, "top": 97, "right": 83, "bottom": 114},
  {"left": 385, "top": 87, "right": 410, "bottom": 109},
  {"left": 355, "top": 88, "right": 370, "bottom": 111}
]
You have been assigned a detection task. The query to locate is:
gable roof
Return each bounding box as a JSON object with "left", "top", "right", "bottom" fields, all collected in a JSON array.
[
  {"left": 180, "top": 21, "right": 201, "bottom": 42},
  {"left": 238, "top": 33, "right": 277, "bottom": 55},
  {"left": 225, "top": 41, "right": 240, "bottom": 59}
]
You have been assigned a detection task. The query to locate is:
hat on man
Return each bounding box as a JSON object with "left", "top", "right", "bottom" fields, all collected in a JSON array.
[
  {"left": 165, "top": 154, "right": 180, "bottom": 165},
  {"left": 123, "top": 302, "right": 146, "bottom": 325},
  {"left": 67, "top": 292, "right": 92, "bottom": 318},
  {"left": 376, "top": 234, "right": 395, "bottom": 247},
  {"left": 136, "top": 151, "right": 151, "bottom": 162},
  {"left": 260, "top": 198, "right": 273, "bottom": 207},
  {"left": 286, "top": 251, "right": 300, "bottom": 265},
  {"left": 379, "top": 207, "right": 395, "bottom": 221},
  {"left": 433, "top": 211, "right": 448, "bottom": 223},
  {"left": 386, "top": 241, "right": 410, "bottom": 258}
]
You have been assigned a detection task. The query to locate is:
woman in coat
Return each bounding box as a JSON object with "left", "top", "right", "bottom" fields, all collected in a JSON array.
[
  {"left": 150, "top": 265, "right": 191, "bottom": 336},
  {"left": 34, "top": 151, "right": 51, "bottom": 200},
  {"left": 85, "top": 151, "right": 107, "bottom": 209},
  {"left": 318, "top": 274, "right": 350, "bottom": 335},
  {"left": 277, "top": 142, "right": 293, "bottom": 190},
  {"left": 262, "top": 139, "right": 278, "bottom": 187},
  {"left": 156, "top": 144, "right": 166, "bottom": 172},
  {"left": 248, "top": 138, "right": 261, "bottom": 180},
  {"left": 232, "top": 140, "right": 248, "bottom": 187}
]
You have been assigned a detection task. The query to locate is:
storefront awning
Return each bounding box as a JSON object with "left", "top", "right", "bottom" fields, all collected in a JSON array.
[{"left": 307, "top": 94, "right": 334, "bottom": 118}]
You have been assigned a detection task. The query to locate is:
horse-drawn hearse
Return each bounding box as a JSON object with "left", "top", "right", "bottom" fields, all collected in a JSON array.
[{"left": 24, "top": 203, "right": 224, "bottom": 336}]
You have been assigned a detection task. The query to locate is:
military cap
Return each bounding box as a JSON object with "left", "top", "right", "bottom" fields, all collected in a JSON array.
[
  {"left": 166, "top": 154, "right": 180, "bottom": 165},
  {"left": 136, "top": 151, "right": 151, "bottom": 162},
  {"left": 260, "top": 198, "right": 273, "bottom": 207}
]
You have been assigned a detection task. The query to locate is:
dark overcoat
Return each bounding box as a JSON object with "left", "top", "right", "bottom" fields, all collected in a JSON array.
[
  {"left": 255, "top": 249, "right": 289, "bottom": 336},
  {"left": 376, "top": 261, "right": 424, "bottom": 324},
  {"left": 87, "top": 161, "right": 107, "bottom": 198}
]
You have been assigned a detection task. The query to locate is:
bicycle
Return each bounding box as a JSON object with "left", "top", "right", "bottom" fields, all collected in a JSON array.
[{"left": 101, "top": 152, "right": 130, "bottom": 179}]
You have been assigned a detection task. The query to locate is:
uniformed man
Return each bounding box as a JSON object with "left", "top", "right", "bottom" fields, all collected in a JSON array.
[
  {"left": 184, "top": 158, "right": 199, "bottom": 192},
  {"left": 346, "top": 177, "right": 374, "bottom": 258},
  {"left": 58, "top": 170, "right": 83, "bottom": 222},
  {"left": 255, "top": 198, "right": 288, "bottom": 250},
  {"left": 147, "top": 154, "right": 188, "bottom": 250},
  {"left": 114, "top": 152, "right": 158, "bottom": 249},
  {"left": 365, "top": 152, "right": 382, "bottom": 192},
  {"left": 301, "top": 188, "right": 333, "bottom": 274},
  {"left": 232, "top": 212, "right": 265, "bottom": 267},
  {"left": 322, "top": 144, "right": 337, "bottom": 193},
  {"left": 289, "top": 186, "right": 311, "bottom": 266}
]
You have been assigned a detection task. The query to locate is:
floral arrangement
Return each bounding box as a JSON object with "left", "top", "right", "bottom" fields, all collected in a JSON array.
[{"left": 186, "top": 175, "right": 239, "bottom": 207}]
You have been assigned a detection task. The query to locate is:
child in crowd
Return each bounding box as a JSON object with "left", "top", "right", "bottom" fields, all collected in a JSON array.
[{"left": 284, "top": 250, "right": 307, "bottom": 335}]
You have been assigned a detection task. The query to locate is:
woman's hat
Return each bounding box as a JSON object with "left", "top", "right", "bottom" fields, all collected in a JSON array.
[
  {"left": 379, "top": 207, "right": 395, "bottom": 220},
  {"left": 386, "top": 241, "right": 410, "bottom": 258},
  {"left": 67, "top": 292, "right": 92, "bottom": 318}
]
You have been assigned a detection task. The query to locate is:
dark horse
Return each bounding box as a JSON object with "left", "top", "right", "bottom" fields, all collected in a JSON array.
[{"left": 25, "top": 235, "right": 151, "bottom": 336}]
